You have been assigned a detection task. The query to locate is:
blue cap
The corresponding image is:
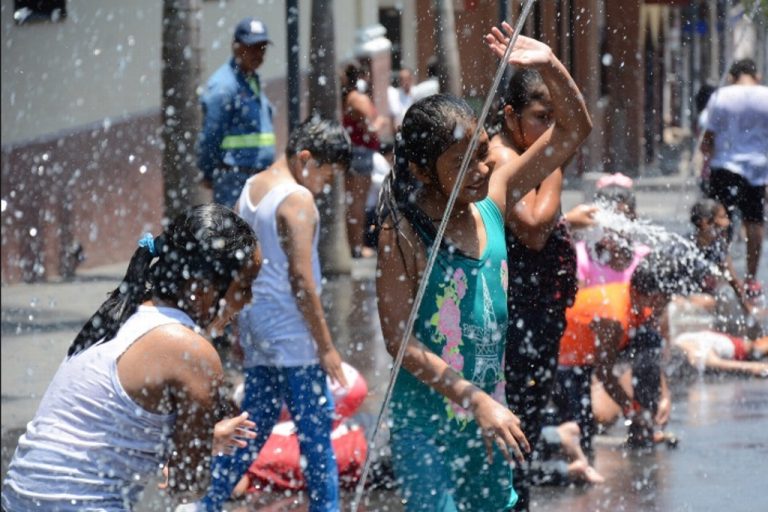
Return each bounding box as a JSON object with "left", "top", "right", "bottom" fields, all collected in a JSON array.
[{"left": 233, "top": 17, "right": 272, "bottom": 46}]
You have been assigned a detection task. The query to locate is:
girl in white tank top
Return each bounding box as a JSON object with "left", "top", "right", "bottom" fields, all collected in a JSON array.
[{"left": 2, "top": 204, "right": 261, "bottom": 511}]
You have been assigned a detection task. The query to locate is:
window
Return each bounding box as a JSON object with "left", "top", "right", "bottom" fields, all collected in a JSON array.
[{"left": 13, "top": 0, "right": 66, "bottom": 25}]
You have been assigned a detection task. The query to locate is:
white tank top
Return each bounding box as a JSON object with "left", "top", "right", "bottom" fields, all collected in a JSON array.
[
  {"left": 237, "top": 179, "right": 321, "bottom": 367},
  {"left": 2, "top": 305, "right": 196, "bottom": 512}
]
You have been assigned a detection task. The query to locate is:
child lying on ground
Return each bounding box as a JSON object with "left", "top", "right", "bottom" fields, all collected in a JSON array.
[{"left": 672, "top": 331, "right": 768, "bottom": 378}]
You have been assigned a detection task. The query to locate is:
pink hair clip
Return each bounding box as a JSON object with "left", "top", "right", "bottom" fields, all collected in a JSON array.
[{"left": 596, "top": 172, "right": 634, "bottom": 190}]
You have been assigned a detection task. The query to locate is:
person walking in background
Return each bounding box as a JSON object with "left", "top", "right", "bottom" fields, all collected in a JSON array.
[
  {"left": 196, "top": 118, "right": 351, "bottom": 512},
  {"left": 410, "top": 56, "right": 441, "bottom": 102},
  {"left": 2, "top": 205, "right": 262, "bottom": 511},
  {"left": 701, "top": 58, "right": 768, "bottom": 301},
  {"left": 198, "top": 17, "right": 276, "bottom": 207},
  {"left": 342, "top": 61, "right": 387, "bottom": 258},
  {"left": 388, "top": 67, "right": 415, "bottom": 130},
  {"left": 487, "top": 67, "right": 581, "bottom": 512}
]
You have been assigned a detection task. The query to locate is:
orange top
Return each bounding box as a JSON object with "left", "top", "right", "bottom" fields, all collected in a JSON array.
[{"left": 558, "top": 282, "right": 647, "bottom": 366}]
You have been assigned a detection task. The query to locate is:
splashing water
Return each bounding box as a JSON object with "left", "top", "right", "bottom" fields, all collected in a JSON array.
[
  {"left": 589, "top": 201, "right": 723, "bottom": 291},
  {"left": 587, "top": 203, "right": 767, "bottom": 338}
]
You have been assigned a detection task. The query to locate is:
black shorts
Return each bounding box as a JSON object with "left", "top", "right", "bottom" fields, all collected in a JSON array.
[{"left": 708, "top": 168, "right": 766, "bottom": 224}]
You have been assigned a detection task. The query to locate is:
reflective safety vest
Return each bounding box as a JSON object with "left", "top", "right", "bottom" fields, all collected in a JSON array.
[{"left": 198, "top": 59, "right": 276, "bottom": 180}]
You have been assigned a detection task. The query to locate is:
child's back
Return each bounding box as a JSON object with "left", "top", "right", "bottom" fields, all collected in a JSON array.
[{"left": 236, "top": 174, "right": 322, "bottom": 368}]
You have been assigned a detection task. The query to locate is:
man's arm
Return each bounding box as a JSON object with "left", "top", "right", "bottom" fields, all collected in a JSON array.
[{"left": 197, "top": 91, "right": 228, "bottom": 186}]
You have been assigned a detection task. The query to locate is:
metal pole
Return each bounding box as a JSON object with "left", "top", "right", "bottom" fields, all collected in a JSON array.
[{"left": 286, "top": 0, "right": 300, "bottom": 132}]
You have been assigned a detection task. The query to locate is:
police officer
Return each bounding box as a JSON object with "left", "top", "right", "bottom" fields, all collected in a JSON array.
[{"left": 198, "top": 17, "right": 277, "bottom": 207}]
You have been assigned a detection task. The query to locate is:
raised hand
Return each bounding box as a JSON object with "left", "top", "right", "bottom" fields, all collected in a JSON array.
[{"left": 485, "top": 21, "right": 553, "bottom": 68}]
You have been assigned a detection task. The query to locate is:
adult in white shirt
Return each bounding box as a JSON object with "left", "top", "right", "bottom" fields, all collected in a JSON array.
[
  {"left": 387, "top": 67, "right": 415, "bottom": 129},
  {"left": 702, "top": 58, "right": 768, "bottom": 299}
]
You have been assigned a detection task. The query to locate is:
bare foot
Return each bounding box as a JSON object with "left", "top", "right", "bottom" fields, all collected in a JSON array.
[
  {"left": 750, "top": 364, "right": 768, "bottom": 378},
  {"left": 653, "top": 430, "right": 679, "bottom": 448},
  {"left": 568, "top": 459, "right": 605, "bottom": 484}
]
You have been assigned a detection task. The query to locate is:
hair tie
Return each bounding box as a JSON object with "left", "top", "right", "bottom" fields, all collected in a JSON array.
[{"left": 137, "top": 233, "right": 156, "bottom": 256}]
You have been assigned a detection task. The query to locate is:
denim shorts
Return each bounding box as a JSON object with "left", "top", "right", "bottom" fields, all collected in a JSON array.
[{"left": 349, "top": 146, "right": 376, "bottom": 176}]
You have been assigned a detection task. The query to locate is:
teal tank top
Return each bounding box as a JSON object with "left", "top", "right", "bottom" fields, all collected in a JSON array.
[{"left": 390, "top": 197, "right": 509, "bottom": 433}]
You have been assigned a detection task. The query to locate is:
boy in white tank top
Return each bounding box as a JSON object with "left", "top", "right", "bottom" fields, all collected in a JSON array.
[{"left": 196, "top": 118, "right": 353, "bottom": 512}]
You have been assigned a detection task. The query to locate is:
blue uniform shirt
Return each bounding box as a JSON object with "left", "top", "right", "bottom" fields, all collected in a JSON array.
[{"left": 197, "top": 59, "right": 276, "bottom": 183}]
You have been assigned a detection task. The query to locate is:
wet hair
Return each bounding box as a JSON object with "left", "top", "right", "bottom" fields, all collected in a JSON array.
[
  {"left": 377, "top": 94, "right": 476, "bottom": 248},
  {"left": 631, "top": 246, "right": 704, "bottom": 297},
  {"left": 285, "top": 117, "right": 352, "bottom": 169},
  {"left": 486, "top": 68, "right": 547, "bottom": 137},
  {"left": 67, "top": 204, "right": 258, "bottom": 357},
  {"left": 594, "top": 184, "right": 637, "bottom": 215},
  {"left": 729, "top": 59, "right": 757, "bottom": 80},
  {"left": 690, "top": 198, "right": 722, "bottom": 228}
]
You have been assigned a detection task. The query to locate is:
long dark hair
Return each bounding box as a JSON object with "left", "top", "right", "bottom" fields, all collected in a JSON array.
[
  {"left": 67, "top": 204, "right": 258, "bottom": 357},
  {"left": 486, "top": 68, "right": 546, "bottom": 138},
  {"left": 377, "top": 94, "right": 476, "bottom": 248}
]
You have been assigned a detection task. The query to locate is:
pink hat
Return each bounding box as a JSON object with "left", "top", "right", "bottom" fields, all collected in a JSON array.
[{"left": 596, "top": 172, "right": 634, "bottom": 190}]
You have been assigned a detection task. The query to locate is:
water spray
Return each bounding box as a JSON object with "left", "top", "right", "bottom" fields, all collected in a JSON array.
[{"left": 349, "top": 1, "right": 539, "bottom": 509}]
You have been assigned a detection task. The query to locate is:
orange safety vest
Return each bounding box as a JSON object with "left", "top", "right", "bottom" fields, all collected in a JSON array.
[{"left": 558, "top": 282, "right": 647, "bottom": 366}]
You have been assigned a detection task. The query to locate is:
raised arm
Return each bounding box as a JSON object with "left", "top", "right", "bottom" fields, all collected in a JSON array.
[
  {"left": 489, "top": 144, "right": 564, "bottom": 250},
  {"left": 277, "top": 190, "right": 348, "bottom": 388},
  {"left": 485, "top": 24, "right": 592, "bottom": 218},
  {"left": 376, "top": 224, "right": 530, "bottom": 463}
]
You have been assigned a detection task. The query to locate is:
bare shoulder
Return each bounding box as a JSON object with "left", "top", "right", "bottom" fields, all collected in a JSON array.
[
  {"left": 377, "top": 215, "right": 424, "bottom": 280},
  {"left": 488, "top": 141, "right": 521, "bottom": 168},
  {"left": 139, "top": 323, "right": 221, "bottom": 377},
  {"left": 276, "top": 187, "right": 316, "bottom": 223}
]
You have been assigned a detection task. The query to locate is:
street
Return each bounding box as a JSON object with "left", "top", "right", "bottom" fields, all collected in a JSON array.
[{"left": 2, "top": 180, "right": 767, "bottom": 511}]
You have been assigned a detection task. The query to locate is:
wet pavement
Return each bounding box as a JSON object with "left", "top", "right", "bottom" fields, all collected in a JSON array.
[{"left": 2, "top": 184, "right": 767, "bottom": 511}]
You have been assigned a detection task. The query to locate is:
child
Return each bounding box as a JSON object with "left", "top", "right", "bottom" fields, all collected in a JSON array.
[
  {"left": 555, "top": 249, "right": 703, "bottom": 451},
  {"left": 672, "top": 331, "right": 768, "bottom": 377},
  {"left": 375, "top": 23, "right": 592, "bottom": 511},
  {"left": 573, "top": 183, "right": 650, "bottom": 288},
  {"left": 2, "top": 204, "right": 261, "bottom": 511},
  {"left": 197, "top": 118, "right": 352, "bottom": 512},
  {"left": 688, "top": 198, "right": 747, "bottom": 308},
  {"left": 487, "top": 67, "right": 580, "bottom": 511}
]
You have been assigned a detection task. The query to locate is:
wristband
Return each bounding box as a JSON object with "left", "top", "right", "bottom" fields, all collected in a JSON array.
[{"left": 623, "top": 399, "right": 642, "bottom": 418}]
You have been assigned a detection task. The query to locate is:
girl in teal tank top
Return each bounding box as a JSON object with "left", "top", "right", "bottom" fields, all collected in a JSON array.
[
  {"left": 390, "top": 197, "right": 510, "bottom": 434},
  {"left": 375, "top": 25, "right": 593, "bottom": 512}
]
